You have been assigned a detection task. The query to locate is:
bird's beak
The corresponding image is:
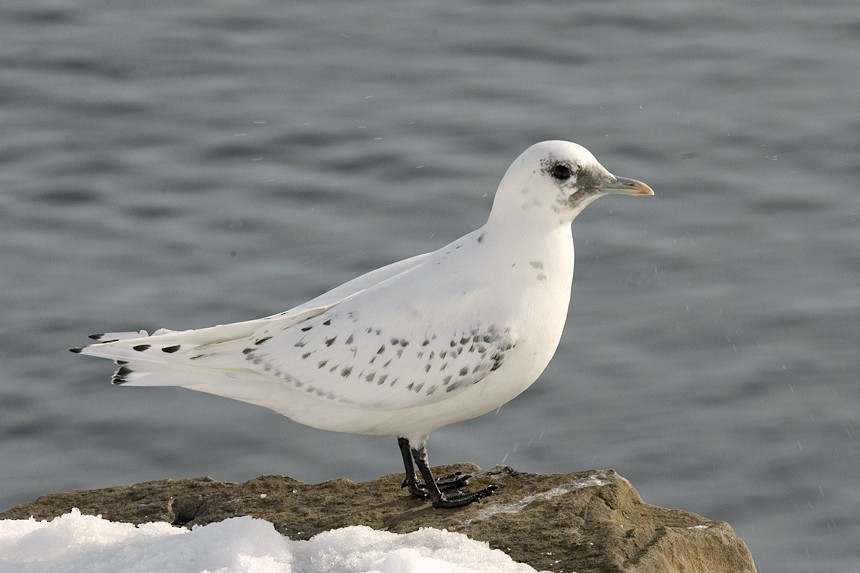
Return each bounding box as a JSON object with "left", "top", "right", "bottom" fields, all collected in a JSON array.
[{"left": 601, "top": 176, "right": 654, "bottom": 196}]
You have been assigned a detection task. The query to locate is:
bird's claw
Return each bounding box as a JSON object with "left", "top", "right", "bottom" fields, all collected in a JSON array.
[
  {"left": 430, "top": 485, "right": 498, "bottom": 508},
  {"left": 402, "top": 471, "right": 472, "bottom": 498}
]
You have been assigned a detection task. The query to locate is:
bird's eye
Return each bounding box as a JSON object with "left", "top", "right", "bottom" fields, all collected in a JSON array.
[{"left": 550, "top": 163, "right": 572, "bottom": 181}]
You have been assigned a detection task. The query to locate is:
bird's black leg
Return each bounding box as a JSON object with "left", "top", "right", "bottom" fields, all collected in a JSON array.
[
  {"left": 398, "top": 437, "right": 429, "bottom": 498},
  {"left": 398, "top": 437, "right": 474, "bottom": 499},
  {"left": 403, "top": 439, "right": 497, "bottom": 508}
]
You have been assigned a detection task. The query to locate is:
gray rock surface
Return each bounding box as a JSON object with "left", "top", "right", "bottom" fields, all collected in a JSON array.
[{"left": 0, "top": 466, "right": 756, "bottom": 573}]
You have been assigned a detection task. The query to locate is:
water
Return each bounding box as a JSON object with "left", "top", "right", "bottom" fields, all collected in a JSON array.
[{"left": 2, "top": 1, "right": 858, "bottom": 571}]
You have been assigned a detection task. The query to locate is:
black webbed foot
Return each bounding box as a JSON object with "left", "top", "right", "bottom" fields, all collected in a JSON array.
[
  {"left": 430, "top": 485, "right": 498, "bottom": 509},
  {"left": 401, "top": 471, "right": 472, "bottom": 498},
  {"left": 397, "top": 437, "right": 497, "bottom": 508}
]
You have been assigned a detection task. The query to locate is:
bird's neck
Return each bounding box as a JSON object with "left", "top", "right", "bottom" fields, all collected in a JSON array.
[{"left": 478, "top": 218, "right": 575, "bottom": 281}]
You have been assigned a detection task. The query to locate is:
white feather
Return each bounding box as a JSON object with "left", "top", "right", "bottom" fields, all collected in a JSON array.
[{"left": 74, "top": 141, "right": 652, "bottom": 442}]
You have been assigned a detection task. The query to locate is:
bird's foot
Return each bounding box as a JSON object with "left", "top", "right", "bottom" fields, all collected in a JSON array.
[
  {"left": 430, "top": 485, "right": 498, "bottom": 508},
  {"left": 397, "top": 438, "right": 497, "bottom": 508},
  {"left": 402, "top": 471, "right": 472, "bottom": 498}
]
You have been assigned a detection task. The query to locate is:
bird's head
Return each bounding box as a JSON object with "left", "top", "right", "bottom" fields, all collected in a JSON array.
[{"left": 490, "top": 140, "right": 653, "bottom": 226}]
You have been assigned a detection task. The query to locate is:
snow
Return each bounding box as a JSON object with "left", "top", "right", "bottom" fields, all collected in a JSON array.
[{"left": 0, "top": 509, "right": 546, "bottom": 573}]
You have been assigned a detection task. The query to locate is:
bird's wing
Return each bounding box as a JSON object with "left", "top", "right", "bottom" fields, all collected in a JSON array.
[
  {"left": 234, "top": 280, "right": 520, "bottom": 410},
  {"left": 76, "top": 305, "right": 334, "bottom": 367},
  {"left": 78, "top": 249, "right": 519, "bottom": 413},
  {"left": 270, "top": 252, "right": 434, "bottom": 316},
  {"left": 78, "top": 251, "right": 434, "bottom": 363}
]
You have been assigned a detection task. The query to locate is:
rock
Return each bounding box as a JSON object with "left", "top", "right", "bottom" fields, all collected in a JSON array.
[{"left": 0, "top": 466, "right": 756, "bottom": 573}]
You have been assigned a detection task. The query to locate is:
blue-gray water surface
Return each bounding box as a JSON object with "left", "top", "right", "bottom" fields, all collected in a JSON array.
[{"left": 2, "top": 1, "right": 858, "bottom": 571}]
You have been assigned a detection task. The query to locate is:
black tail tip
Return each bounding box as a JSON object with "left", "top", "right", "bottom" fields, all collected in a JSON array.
[
  {"left": 88, "top": 333, "right": 105, "bottom": 341},
  {"left": 111, "top": 365, "right": 134, "bottom": 385},
  {"left": 69, "top": 347, "right": 83, "bottom": 354}
]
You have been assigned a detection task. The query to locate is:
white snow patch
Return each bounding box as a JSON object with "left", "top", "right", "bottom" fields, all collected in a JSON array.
[{"left": 0, "top": 509, "right": 548, "bottom": 573}]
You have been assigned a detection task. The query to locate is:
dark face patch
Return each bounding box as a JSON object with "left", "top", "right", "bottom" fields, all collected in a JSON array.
[
  {"left": 573, "top": 166, "right": 608, "bottom": 193},
  {"left": 540, "top": 155, "right": 578, "bottom": 181},
  {"left": 540, "top": 154, "right": 607, "bottom": 196}
]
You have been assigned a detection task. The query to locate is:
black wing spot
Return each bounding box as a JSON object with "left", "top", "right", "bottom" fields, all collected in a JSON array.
[
  {"left": 341, "top": 366, "right": 352, "bottom": 378},
  {"left": 162, "top": 345, "right": 181, "bottom": 353},
  {"left": 69, "top": 347, "right": 83, "bottom": 354},
  {"left": 242, "top": 347, "right": 254, "bottom": 355},
  {"left": 323, "top": 319, "right": 332, "bottom": 326},
  {"left": 325, "top": 336, "right": 337, "bottom": 347},
  {"left": 255, "top": 336, "right": 272, "bottom": 345},
  {"left": 345, "top": 334, "right": 354, "bottom": 345},
  {"left": 301, "top": 325, "right": 313, "bottom": 332},
  {"left": 88, "top": 333, "right": 105, "bottom": 341},
  {"left": 133, "top": 344, "right": 151, "bottom": 352},
  {"left": 477, "top": 233, "right": 485, "bottom": 244}
]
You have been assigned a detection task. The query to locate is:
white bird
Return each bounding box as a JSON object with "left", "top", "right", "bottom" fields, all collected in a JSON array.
[{"left": 72, "top": 140, "right": 653, "bottom": 508}]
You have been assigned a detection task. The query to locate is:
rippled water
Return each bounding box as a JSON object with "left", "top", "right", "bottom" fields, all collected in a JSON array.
[{"left": 2, "top": 1, "right": 858, "bottom": 571}]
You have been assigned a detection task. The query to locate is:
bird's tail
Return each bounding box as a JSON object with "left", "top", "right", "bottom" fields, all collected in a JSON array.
[{"left": 71, "top": 306, "right": 329, "bottom": 386}]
